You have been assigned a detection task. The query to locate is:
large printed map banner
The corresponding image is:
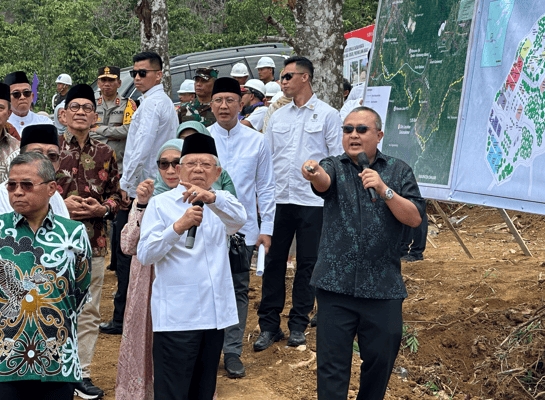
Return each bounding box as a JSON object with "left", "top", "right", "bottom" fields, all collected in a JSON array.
[{"left": 368, "top": 0, "right": 545, "bottom": 215}]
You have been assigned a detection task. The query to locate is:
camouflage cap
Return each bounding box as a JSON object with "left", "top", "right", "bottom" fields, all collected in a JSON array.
[{"left": 194, "top": 67, "right": 219, "bottom": 81}]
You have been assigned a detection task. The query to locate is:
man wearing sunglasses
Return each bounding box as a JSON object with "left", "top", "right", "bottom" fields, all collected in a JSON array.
[
  {"left": 4, "top": 71, "right": 53, "bottom": 135},
  {"left": 57, "top": 84, "right": 122, "bottom": 399},
  {"left": 0, "top": 151, "right": 92, "bottom": 400},
  {"left": 177, "top": 67, "right": 218, "bottom": 127},
  {"left": 0, "top": 82, "right": 21, "bottom": 184},
  {"left": 301, "top": 106, "right": 425, "bottom": 400},
  {"left": 114, "top": 51, "right": 178, "bottom": 339},
  {"left": 0, "top": 124, "right": 69, "bottom": 217},
  {"left": 256, "top": 56, "right": 343, "bottom": 351}
]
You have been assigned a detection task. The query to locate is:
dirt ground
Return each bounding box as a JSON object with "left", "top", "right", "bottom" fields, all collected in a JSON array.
[{"left": 88, "top": 204, "right": 545, "bottom": 400}]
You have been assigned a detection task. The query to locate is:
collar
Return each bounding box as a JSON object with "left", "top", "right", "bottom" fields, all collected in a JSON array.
[
  {"left": 142, "top": 84, "right": 164, "bottom": 99},
  {"left": 213, "top": 120, "right": 242, "bottom": 137},
  {"left": 64, "top": 130, "right": 91, "bottom": 146},
  {"left": 0, "top": 126, "right": 7, "bottom": 141},
  {"left": 97, "top": 94, "right": 121, "bottom": 106},
  {"left": 340, "top": 149, "right": 386, "bottom": 167},
  {"left": 194, "top": 97, "right": 211, "bottom": 107},
  {"left": 13, "top": 207, "right": 56, "bottom": 230},
  {"left": 288, "top": 93, "right": 318, "bottom": 111}
]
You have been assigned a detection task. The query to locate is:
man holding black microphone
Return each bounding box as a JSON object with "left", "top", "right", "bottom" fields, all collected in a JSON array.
[
  {"left": 301, "top": 106, "right": 425, "bottom": 400},
  {"left": 137, "top": 133, "right": 247, "bottom": 399}
]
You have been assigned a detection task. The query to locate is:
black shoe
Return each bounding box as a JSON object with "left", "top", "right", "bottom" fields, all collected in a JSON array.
[
  {"left": 224, "top": 353, "right": 246, "bottom": 378},
  {"left": 74, "top": 378, "right": 104, "bottom": 399},
  {"left": 253, "top": 329, "right": 284, "bottom": 352},
  {"left": 401, "top": 254, "right": 423, "bottom": 262},
  {"left": 287, "top": 331, "right": 306, "bottom": 347},
  {"left": 310, "top": 314, "right": 317, "bottom": 327},
  {"left": 99, "top": 320, "right": 122, "bottom": 335}
]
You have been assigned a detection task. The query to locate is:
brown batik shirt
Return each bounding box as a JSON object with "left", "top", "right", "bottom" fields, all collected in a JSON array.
[{"left": 57, "top": 131, "right": 121, "bottom": 257}]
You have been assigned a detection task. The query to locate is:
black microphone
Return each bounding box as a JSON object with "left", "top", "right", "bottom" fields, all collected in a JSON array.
[
  {"left": 357, "top": 152, "right": 378, "bottom": 202},
  {"left": 185, "top": 201, "right": 204, "bottom": 249}
]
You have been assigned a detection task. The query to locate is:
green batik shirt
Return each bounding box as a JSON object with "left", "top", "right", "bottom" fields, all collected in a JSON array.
[{"left": 0, "top": 209, "right": 91, "bottom": 382}]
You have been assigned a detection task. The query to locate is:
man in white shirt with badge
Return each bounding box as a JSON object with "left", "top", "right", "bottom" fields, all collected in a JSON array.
[
  {"left": 256, "top": 56, "right": 343, "bottom": 351},
  {"left": 0, "top": 124, "right": 69, "bottom": 217},
  {"left": 137, "top": 133, "right": 247, "bottom": 400},
  {"left": 209, "top": 77, "right": 276, "bottom": 378},
  {"left": 4, "top": 71, "right": 53, "bottom": 135}
]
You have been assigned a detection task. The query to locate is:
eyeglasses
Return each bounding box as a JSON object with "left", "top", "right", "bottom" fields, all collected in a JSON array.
[
  {"left": 280, "top": 72, "right": 305, "bottom": 81},
  {"left": 11, "top": 90, "right": 32, "bottom": 99},
  {"left": 129, "top": 69, "right": 160, "bottom": 78},
  {"left": 68, "top": 103, "right": 95, "bottom": 113},
  {"left": 6, "top": 180, "right": 53, "bottom": 193},
  {"left": 342, "top": 125, "right": 375, "bottom": 134},
  {"left": 180, "top": 161, "right": 215, "bottom": 170},
  {"left": 30, "top": 150, "right": 60, "bottom": 163},
  {"left": 157, "top": 158, "right": 181, "bottom": 170},
  {"left": 211, "top": 97, "right": 238, "bottom": 105}
]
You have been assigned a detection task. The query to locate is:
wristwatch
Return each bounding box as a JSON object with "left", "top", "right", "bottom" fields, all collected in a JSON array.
[
  {"left": 103, "top": 205, "right": 111, "bottom": 218},
  {"left": 382, "top": 187, "right": 394, "bottom": 201},
  {"left": 207, "top": 188, "right": 216, "bottom": 204}
]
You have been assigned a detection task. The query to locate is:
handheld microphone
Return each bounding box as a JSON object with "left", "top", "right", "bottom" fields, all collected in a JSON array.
[
  {"left": 357, "top": 152, "right": 378, "bottom": 202},
  {"left": 185, "top": 201, "right": 204, "bottom": 249}
]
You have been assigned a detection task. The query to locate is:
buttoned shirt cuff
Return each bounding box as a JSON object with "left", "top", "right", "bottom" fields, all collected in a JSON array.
[
  {"left": 165, "top": 223, "right": 183, "bottom": 243},
  {"left": 120, "top": 181, "right": 136, "bottom": 199},
  {"left": 259, "top": 221, "right": 274, "bottom": 237}
]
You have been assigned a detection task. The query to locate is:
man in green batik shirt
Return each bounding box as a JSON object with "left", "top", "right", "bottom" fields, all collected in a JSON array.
[{"left": 0, "top": 152, "right": 91, "bottom": 399}]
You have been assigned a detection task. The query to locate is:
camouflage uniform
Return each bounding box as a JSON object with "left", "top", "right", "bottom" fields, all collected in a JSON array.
[
  {"left": 177, "top": 97, "right": 216, "bottom": 127},
  {"left": 89, "top": 95, "right": 137, "bottom": 175}
]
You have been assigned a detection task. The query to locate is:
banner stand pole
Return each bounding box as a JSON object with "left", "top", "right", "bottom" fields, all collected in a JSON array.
[
  {"left": 497, "top": 208, "right": 533, "bottom": 257},
  {"left": 431, "top": 200, "right": 474, "bottom": 259}
]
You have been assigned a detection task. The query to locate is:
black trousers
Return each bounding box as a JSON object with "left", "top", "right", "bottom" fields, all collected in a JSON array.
[
  {"left": 112, "top": 207, "right": 132, "bottom": 325},
  {"left": 258, "top": 204, "right": 323, "bottom": 332},
  {"left": 0, "top": 380, "right": 74, "bottom": 400},
  {"left": 400, "top": 212, "right": 428, "bottom": 259},
  {"left": 153, "top": 329, "right": 224, "bottom": 400},
  {"left": 316, "top": 289, "right": 403, "bottom": 400}
]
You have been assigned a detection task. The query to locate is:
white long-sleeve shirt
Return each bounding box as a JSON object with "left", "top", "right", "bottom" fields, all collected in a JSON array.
[
  {"left": 120, "top": 84, "right": 178, "bottom": 198},
  {"left": 137, "top": 186, "right": 247, "bottom": 331},
  {"left": 0, "top": 184, "right": 69, "bottom": 217},
  {"left": 210, "top": 121, "right": 275, "bottom": 246},
  {"left": 9, "top": 111, "right": 53, "bottom": 134},
  {"left": 264, "top": 94, "right": 343, "bottom": 206}
]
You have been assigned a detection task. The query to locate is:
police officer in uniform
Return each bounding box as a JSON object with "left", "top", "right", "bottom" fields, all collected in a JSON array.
[
  {"left": 177, "top": 67, "right": 218, "bottom": 127},
  {"left": 90, "top": 66, "right": 137, "bottom": 176}
]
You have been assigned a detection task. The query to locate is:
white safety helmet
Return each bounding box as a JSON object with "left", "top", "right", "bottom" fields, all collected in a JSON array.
[
  {"left": 230, "top": 63, "right": 249, "bottom": 77},
  {"left": 256, "top": 57, "right": 275, "bottom": 69},
  {"left": 244, "top": 79, "right": 266, "bottom": 97},
  {"left": 55, "top": 74, "right": 72, "bottom": 85},
  {"left": 265, "top": 81, "right": 281, "bottom": 97},
  {"left": 177, "top": 79, "right": 195, "bottom": 94}
]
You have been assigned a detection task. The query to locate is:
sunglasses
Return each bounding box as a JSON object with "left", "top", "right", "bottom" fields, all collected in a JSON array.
[
  {"left": 130, "top": 69, "right": 160, "bottom": 78},
  {"left": 157, "top": 158, "right": 181, "bottom": 170},
  {"left": 11, "top": 90, "right": 32, "bottom": 99},
  {"left": 280, "top": 72, "right": 305, "bottom": 81},
  {"left": 6, "top": 180, "right": 53, "bottom": 193},
  {"left": 68, "top": 103, "right": 95, "bottom": 114},
  {"left": 30, "top": 150, "right": 60, "bottom": 163},
  {"left": 342, "top": 125, "right": 374, "bottom": 134}
]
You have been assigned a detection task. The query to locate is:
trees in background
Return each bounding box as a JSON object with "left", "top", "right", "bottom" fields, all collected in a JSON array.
[{"left": 0, "top": 0, "right": 377, "bottom": 112}]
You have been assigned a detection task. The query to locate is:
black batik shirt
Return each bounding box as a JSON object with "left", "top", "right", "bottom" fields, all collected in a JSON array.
[{"left": 310, "top": 150, "right": 425, "bottom": 299}]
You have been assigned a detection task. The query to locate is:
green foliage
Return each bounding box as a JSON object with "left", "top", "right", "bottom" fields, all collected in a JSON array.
[
  {"left": 352, "top": 340, "right": 360, "bottom": 354},
  {"left": 343, "top": 0, "right": 378, "bottom": 33},
  {"left": 402, "top": 324, "right": 419, "bottom": 353}
]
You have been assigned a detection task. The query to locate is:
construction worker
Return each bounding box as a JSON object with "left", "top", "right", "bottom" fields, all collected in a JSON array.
[
  {"left": 256, "top": 57, "right": 276, "bottom": 85},
  {"left": 264, "top": 81, "right": 281, "bottom": 107},
  {"left": 231, "top": 63, "right": 250, "bottom": 85},
  {"left": 177, "top": 79, "right": 195, "bottom": 105},
  {"left": 52, "top": 73, "right": 72, "bottom": 109},
  {"left": 240, "top": 79, "right": 267, "bottom": 132}
]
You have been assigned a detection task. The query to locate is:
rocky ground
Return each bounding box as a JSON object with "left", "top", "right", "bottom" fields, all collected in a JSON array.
[{"left": 89, "top": 204, "right": 545, "bottom": 400}]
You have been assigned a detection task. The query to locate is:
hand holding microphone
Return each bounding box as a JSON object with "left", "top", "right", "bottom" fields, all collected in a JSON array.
[
  {"left": 173, "top": 201, "right": 203, "bottom": 242},
  {"left": 357, "top": 152, "right": 379, "bottom": 202},
  {"left": 185, "top": 201, "right": 204, "bottom": 249}
]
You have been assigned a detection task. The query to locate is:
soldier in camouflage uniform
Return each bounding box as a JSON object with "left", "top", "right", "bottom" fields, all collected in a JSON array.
[
  {"left": 90, "top": 66, "right": 137, "bottom": 176},
  {"left": 177, "top": 67, "right": 218, "bottom": 127}
]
